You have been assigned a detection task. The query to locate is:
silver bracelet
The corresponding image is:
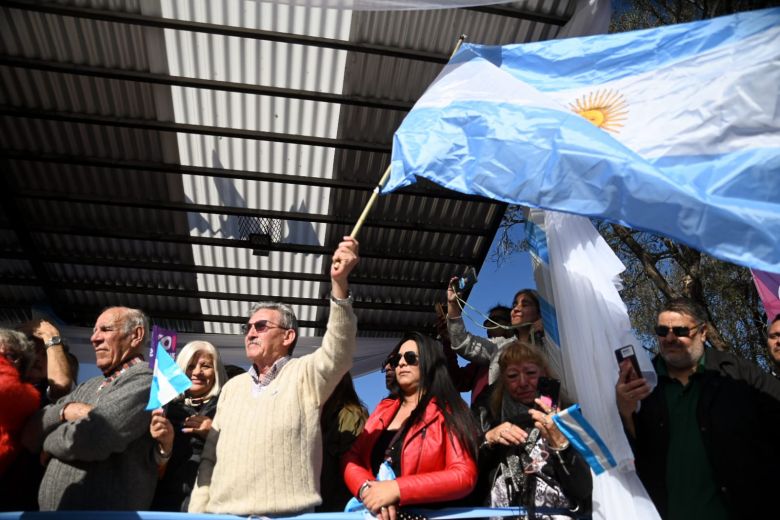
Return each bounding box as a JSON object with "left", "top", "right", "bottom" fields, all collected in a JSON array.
[
  {"left": 157, "top": 444, "right": 172, "bottom": 460},
  {"left": 330, "top": 291, "right": 353, "bottom": 305}
]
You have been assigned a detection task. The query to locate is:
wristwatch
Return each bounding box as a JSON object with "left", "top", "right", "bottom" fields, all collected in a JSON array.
[
  {"left": 45, "top": 336, "right": 63, "bottom": 348},
  {"left": 330, "top": 291, "right": 353, "bottom": 305}
]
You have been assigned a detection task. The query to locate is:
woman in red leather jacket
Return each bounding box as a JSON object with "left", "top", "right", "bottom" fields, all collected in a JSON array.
[{"left": 342, "top": 332, "right": 478, "bottom": 520}]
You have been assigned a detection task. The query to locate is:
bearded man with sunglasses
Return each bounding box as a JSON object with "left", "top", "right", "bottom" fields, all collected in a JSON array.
[
  {"left": 616, "top": 298, "right": 780, "bottom": 520},
  {"left": 189, "top": 237, "right": 359, "bottom": 516}
]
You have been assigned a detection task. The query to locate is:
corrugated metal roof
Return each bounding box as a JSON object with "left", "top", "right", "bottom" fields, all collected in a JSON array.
[{"left": 0, "top": 0, "right": 578, "bottom": 373}]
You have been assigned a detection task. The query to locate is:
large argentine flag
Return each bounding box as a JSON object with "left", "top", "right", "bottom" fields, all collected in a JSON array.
[
  {"left": 146, "top": 343, "right": 192, "bottom": 410},
  {"left": 386, "top": 8, "right": 780, "bottom": 272}
]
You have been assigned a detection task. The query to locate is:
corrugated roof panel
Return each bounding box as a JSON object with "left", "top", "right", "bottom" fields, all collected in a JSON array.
[
  {"left": 11, "top": 161, "right": 174, "bottom": 200},
  {"left": 49, "top": 263, "right": 194, "bottom": 291},
  {"left": 0, "top": 116, "right": 170, "bottom": 161},
  {"left": 36, "top": 234, "right": 190, "bottom": 262},
  {"left": 176, "top": 133, "right": 338, "bottom": 178},
  {"left": 0, "top": 283, "right": 46, "bottom": 304},
  {"left": 0, "top": 258, "right": 33, "bottom": 276},
  {"left": 19, "top": 199, "right": 182, "bottom": 236},
  {"left": 178, "top": 172, "right": 334, "bottom": 219},
  {"left": 1, "top": 0, "right": 587, "bottom": 355},
  {"left": 162, "top": 0, "right": 352, "bottom": 39},
  {"left": 169, "top": 87, "right": 342, "bottom": 137},
  {"left": 0, "top": 4, "right": 149, "bottom": 66},
  {"left": 158, "top": 0, "right": 358, "bottom": 331}
]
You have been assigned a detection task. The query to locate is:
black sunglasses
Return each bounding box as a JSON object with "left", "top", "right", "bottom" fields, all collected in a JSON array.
[
  {"left": 655, "top": 323, "right": 703, "bottom": 338},
  {"left": 241, "top": 319, "right": 287, "bottom": 335},
  {"left": 380, "top": 355, "right": 393, "bottom": 371},
  {"left": 388, "top": 351, "right": 419, "bottom": 368}
]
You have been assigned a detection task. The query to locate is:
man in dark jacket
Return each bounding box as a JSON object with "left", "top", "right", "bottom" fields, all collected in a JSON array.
[{"left": 616, "top": 298, "right": 780, "bottom": 520}]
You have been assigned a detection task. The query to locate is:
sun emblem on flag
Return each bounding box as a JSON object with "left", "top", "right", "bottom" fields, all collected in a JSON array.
[{"left": 569, "top": 89, "right": 628, "bottom": 133}]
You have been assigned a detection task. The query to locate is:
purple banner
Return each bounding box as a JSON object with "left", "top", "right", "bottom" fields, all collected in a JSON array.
[
  {"left": 751, "top": 269, "right": 780, "bottom": 322},
  {"left": 149, "top": 325, "right": 178, "bottom": 369}
]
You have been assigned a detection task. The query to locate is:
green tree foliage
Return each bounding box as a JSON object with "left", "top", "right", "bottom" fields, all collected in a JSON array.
[
  {"left": 597, "top": 223, "right": 768, "bottom": 365},
  {"left": 610, "top": 0, "right": 780, "bottom": 32}
]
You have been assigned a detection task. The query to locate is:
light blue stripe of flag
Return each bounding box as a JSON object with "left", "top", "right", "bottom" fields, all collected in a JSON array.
[
  {"left": 386, "top": 8, "right": 780, "bottom": 272},
  {"left": 146, "top": 343, "right": 192, "bottom": 410},
  {"left": 552, "top": 404, "right": 616, "bottom": 475},
  {"left": 537, "top": 296, "right": 560, "bottom": 347},
  {"left": 463, "top": 8, "right": 778, "bottom": 91},
  {"left": 524, "top": 219, "right": 548, "bottom": 264}
]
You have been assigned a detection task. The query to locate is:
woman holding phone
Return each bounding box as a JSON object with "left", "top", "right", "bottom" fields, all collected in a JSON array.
[{"left": 471, "top": 340, "right": 591, "bottom": 519}]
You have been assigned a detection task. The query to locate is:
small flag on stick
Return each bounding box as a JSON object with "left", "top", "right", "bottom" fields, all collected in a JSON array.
[
  {"left": 552, "top": 404, "right": 617, "bottom": 475},
  {"left": 146, "top": 342, "right": 192, "bottom": 410}
]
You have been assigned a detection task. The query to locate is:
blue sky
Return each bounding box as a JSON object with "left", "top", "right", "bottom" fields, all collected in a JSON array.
[{"left": 354, "top": 224, "right": 535, "bottom": 411}]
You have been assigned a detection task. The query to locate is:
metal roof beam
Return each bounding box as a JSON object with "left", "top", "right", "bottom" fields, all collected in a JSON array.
[
  {"left": 0, "top": 276, "right": 436, "bottom": 313},
  {"left": 0, "top": 106, "right": 390, "bottom": 153},
  {"left": 464, "top": 5, "right": 569, "bottom": 25},
  {"left": 0, "top": 150, "right": 490, "bottom": 203},
  {"left": 0, "top": 224, "right": 482, "bottom": 266},
  {"left": 0, "top": 302, "right": 429, "bottom": 333},
  {"left": 0, "top": 55, "right": 414, "bottom": 112},
  {"left": 0, "top": 169, "right": 67, "bottom": 317},
  {"left": 15, "top": 188, "right": 490, "bottom": 237},
  {"left": 1, "top": 0, "right": 449, "bottom": 64},
  {"left": 0, "top": 250, "right": 449, "bottom": 290}
]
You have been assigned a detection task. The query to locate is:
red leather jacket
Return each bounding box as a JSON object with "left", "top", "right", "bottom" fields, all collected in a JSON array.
[{"left": 341, "top": 397, "right": 477, "bottom": 506}]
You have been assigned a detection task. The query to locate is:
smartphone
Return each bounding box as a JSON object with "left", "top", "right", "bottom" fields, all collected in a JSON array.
[
  {"left": 536, "top": 376, "right": 561, "bottom": 410},
  {"left": 615, "top": 344, "right": 641, "bottom": 381},
  {"left": 456, "top": 266, "right": 478, "bottom": 293}
]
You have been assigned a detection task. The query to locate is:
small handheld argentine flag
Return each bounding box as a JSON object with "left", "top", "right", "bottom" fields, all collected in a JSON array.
[
  {"left": 552, "top": 404, "right": 617, "bottom": 475},
  {"left": 146, "top": 342, "right": 192, "bottom": 410}
]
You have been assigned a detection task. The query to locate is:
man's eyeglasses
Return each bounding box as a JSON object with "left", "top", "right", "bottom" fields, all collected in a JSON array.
[
  {"left": 241, "top": 319, "right": 287, "bottom": 335},
  {"left": 655, "top": 323, "right": 703, "bottom": 338},
  {"left": 387, "top": 351, "right": 419, "bottom": 368}
]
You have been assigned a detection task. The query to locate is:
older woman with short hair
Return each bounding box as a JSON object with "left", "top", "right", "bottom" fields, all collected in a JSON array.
[
  {"left": 472, "top": 340, "right": 591, "bottom": 519},
  {"left": 149, "top": 340, "right": 228, "bottom": 511}
]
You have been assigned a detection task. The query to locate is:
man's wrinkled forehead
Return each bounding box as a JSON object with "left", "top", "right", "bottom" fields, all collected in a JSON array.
[
  {"left": 657, "top": 310, "right": 695, "bottom": 324},
  {"left": 95, "top": 308, "right": 126, "bottom": 330}
]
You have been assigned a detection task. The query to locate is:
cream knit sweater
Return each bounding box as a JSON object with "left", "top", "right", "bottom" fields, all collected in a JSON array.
[{"left": 189, "top": 300, "right": 356, "bottom": 515}]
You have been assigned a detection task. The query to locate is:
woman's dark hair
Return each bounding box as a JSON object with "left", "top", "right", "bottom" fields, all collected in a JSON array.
[
  {"left": 513, "top": 289, "right": 540, "bottom": 311},
  {"left": 389, "top": 331, "right": 478, "bottom": 459}
]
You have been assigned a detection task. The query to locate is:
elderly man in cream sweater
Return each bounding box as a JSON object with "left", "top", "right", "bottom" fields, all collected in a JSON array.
[{"left": 189, "top": 237, "right": 359, "bottom": 515}]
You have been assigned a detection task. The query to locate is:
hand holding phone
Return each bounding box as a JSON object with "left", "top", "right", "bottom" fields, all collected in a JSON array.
[
  {"left": 453, "top": 266, "right": 478, "bottom": 295},
  {"left": 615, "top": 345, "right": 641, "bottom": 381},
  {"left": 536, "top": 376, "right": 561, "bottom": 411}
]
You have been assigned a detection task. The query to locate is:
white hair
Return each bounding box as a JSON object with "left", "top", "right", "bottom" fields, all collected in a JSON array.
[{"left": 175, "top": 340, "right": 228, "bottom": 399}]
